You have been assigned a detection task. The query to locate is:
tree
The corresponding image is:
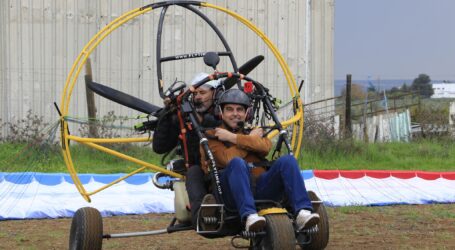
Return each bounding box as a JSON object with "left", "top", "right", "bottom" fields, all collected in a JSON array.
[
  {"left": 341, "top": 83, "right": 367, "bottom": 101},
  {"left": 411, "top": 73, "right": 434, "bottom": 98},
  {"left": 401, "top": 83, "right": 409, "bottom": 92},
  {"left": 388, "top": 86, "right": 400, "bottom": 95},
  {"left": 367, "top": 84, "right": 377, "bottom": 93}
]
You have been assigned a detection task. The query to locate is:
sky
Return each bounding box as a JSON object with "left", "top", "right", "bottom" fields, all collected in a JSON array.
[{"left": 335, "top": 0, "right": 455, "bottom": 81}]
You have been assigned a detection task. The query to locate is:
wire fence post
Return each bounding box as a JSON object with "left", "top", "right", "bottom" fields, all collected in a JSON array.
[
  {"left": 85, "top": 58, "right": 99, "bottom": 138},
  {"left": 345, "top": 74, "right": 352, "bottom": 138}
]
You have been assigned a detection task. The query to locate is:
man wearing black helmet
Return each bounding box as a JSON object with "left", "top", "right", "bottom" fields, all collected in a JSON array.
[{"left": 200, "top": 89, "right": 319, "bottom": 232}]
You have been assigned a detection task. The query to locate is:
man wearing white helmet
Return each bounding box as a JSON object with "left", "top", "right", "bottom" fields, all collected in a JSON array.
[
  {"left": 191, "top": 72, "right": 220, "bottom": 113},
  {"left": 152, "top": 72, "right": 220, "bottom": 229}
]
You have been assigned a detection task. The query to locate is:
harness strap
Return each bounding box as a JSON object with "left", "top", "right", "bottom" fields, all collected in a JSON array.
[{"left": 176, "top": 97, "right": 190, "bottom": 168}]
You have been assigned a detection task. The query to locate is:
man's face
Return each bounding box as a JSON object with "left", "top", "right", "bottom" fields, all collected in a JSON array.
[
  {"left": 221, "top": 104, "right": 247, "bottom": 129},
  {"left": 193, "top": 87, "right": 214, "bottom": 113}
]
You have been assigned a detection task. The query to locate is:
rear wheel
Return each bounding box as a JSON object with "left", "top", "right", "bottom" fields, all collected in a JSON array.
[
  {"left": 256, "top": 213, "right": 295, "bottom": 250},
  {"left": 298, "top": 191, "right": 329, "bottom": 250},
  {"left": 69, "top": 207, "right": 103, "bottom": 250}
]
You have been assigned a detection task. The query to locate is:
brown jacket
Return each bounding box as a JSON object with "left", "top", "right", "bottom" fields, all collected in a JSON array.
[{"left": 200, "top": 124, "right": 272, "bottom": 176}]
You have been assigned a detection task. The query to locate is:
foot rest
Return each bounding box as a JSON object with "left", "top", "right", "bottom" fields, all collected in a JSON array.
[{"left": 196, "top": 203, "right": 225, "bottom": 233}]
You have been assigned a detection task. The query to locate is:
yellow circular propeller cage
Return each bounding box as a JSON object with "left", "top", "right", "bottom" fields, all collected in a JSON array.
[{"left": 60, "top": 2, "right": 304, "bottom": 202}]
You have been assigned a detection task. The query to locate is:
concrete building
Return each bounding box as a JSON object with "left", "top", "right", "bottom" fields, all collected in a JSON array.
[
  {"left": 432, "top": 83, "right": 455, "bottom": 98},
  {"left": 0, "top": 0, "right": 334, "bottom": 128}
]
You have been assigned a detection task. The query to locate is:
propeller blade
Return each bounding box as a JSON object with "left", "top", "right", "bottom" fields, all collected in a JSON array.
[
  {"left": 239, "top": 55, "right": 265, "bottom": 75},
  {"left": 87, "top": 81, "right": 161, "bottom": 115},
  {"left": 223, "top": 55, "right": 265, "bottom": 89}
]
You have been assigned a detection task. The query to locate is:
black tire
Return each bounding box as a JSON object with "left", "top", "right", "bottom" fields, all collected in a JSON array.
[
  {"left": 69, "top": 207, "right": 103, "bottom": 250},
  {"left": 299, "top": 191, "right": 329, "bottom": 250},
  {"left": 257, "top": 213, "right": 295, "bottom": 250}
]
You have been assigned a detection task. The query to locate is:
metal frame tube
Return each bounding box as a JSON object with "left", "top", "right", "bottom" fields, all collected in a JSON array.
[
  {"left": 60, "top": 1, "right": 303, "bottom": 201},
  {"left": 104, "top": 229, "right": 168, "bottom": 239},
  {"left": 155, "top": 3, "right": 239, "bottom": 98}
]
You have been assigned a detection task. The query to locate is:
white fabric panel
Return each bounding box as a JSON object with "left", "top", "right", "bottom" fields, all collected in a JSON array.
[
  {"left": 0, "top": 176, "right": 174, "bottom": 220},
  {"left": 1, "top": 172, "right": 454, "bottom": 220},
  {"left": 305, "top": 176, "right": 455, "bottom": 206}
]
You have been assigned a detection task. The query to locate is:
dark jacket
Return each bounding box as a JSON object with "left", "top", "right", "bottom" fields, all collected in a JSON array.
[
  {"left": 152, "top": 108, "right": 179, "bottom": 154},
  {"left": 152, "top": 108, "right": 202, "bottom": 165}
]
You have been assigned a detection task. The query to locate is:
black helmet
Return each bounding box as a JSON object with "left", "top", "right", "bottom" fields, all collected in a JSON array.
[{"left": 218, "top": 89, "right": 250, "bottom": 107}]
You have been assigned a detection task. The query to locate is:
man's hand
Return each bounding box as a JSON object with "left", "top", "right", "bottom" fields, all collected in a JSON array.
[
  {"left": 249, "top": 128, "right": 264, "bottom": 137},
  {"left": 163, "top": 97, "right": 172, "bottom": 107},
  {"left": 215, "top": 128, "right": 237, "bottom": 144}
]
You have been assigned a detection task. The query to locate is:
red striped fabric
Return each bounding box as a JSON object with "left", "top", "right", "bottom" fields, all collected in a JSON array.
[{"left": 313, "top": 170, "right": 455, "bottom": 180}]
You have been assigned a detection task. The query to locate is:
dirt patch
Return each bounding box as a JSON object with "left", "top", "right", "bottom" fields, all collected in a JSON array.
[{"left": 1, "top": 204, "right": 455, "bottom": 249}]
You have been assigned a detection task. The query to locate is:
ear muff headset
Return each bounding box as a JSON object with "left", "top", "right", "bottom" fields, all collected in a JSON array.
[{"left": 213, "top": 86, "right": 225, "bottom": 119}]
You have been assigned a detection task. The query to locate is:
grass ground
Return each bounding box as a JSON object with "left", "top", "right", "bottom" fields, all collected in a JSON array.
[
  {"left": 1, "top": 139, "right": 454, "bottom": 173},
  {"left": 1, "top": 130, "right": 454, "bottom": 249},
  {"left": 1, "top": 204, "right": 454, "bottom": 249},
  {"left": 299, "top": 139, "right": 455, "bottom": 171}
]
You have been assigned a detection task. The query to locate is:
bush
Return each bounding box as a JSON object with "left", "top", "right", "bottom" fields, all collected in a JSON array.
[
  {"left": 411, "top": 99, "right": 450, "bottom": 138},
  {"left": 78, "top": 110, "right": 132, "bottom": 139},
  {"left": 302, "top": 109, "right": 362, "bottom": 157},
  {"left": 0, "top": 110, "right": 50, "bottom": 144},
  {"left": 77, "top": 111, "right": 136, "bottom": 151}
]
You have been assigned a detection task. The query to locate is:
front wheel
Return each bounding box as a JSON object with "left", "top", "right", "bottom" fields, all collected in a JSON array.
[
  {"left": 69, "top": 207, "right": 103, "bottom": 250},
  {"left": 255, "top": 213, "right": 295, "bottom": 250}
]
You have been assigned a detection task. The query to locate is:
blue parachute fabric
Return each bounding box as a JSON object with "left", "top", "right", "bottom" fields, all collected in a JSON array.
[
  {"left": 1, "top": 170, "right": 455, "bottom": 220},
  {"left": 4, "top": 173, "right": 35, "bottom": 184},
  {"left": 123, "top": 174, "right": 151, "bottom": 185},
  {"left": 63, "top": 174, "right": 93, "bottom": 184},
  {"left": 301, "top": 170, "right": 314, "bottom": 180},
  {"left": 34, "top": 173, "right": 63, "bottom": 186}
]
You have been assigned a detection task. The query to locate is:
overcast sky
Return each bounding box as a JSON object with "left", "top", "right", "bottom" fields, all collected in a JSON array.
[{"left": 335, "top": 0, "right": 455, "bottom": 80}]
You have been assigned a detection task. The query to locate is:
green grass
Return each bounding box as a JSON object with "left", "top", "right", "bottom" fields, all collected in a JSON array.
[
  {"left": 431, "top": 208, "right": 455, "bottom": 219},
  {"left": 0, "top": 143, "right": 66, "bottom": 172},
  {"left": 69, "top": 144, "right": 162, "bottom": 173},
  {"left": 0, "top": 143, "right": 162, "bottom": 173},
  {"left": 299, "top": 139, "right": 455, "bottom": 171},
  {"left": 333, "top": 206, "right": 370, "bottom": 214},
  {"left": 1, "top": 139, "right": 455, "bottom": 173}
]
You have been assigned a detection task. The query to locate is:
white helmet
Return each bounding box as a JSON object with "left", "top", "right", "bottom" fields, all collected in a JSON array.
[{"left": 191, "top": 72, "right": 220, "bottom": 89}]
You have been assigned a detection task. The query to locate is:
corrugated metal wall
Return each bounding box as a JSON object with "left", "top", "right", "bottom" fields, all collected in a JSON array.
[{"left": 0, "top": 0, "right": 333, "bottom": 128}]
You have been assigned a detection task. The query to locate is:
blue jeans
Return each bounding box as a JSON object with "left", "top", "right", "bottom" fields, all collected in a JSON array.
[{"left": 219, "top": 155, "right": 313, "bottom": 220}]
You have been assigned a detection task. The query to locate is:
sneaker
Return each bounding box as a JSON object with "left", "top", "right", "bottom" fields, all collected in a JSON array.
[
  {"left": 199, "top": 194, "right": 217, "bottom": 231},
  {"left": 200, "top": 194, "right": 217, "bottom": 216},
  {"left": 296, "top": 209, "right": 320, "bottom": 231},
  {"left": 245, "top": 213, "right": 266, "bottom": 232}
]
